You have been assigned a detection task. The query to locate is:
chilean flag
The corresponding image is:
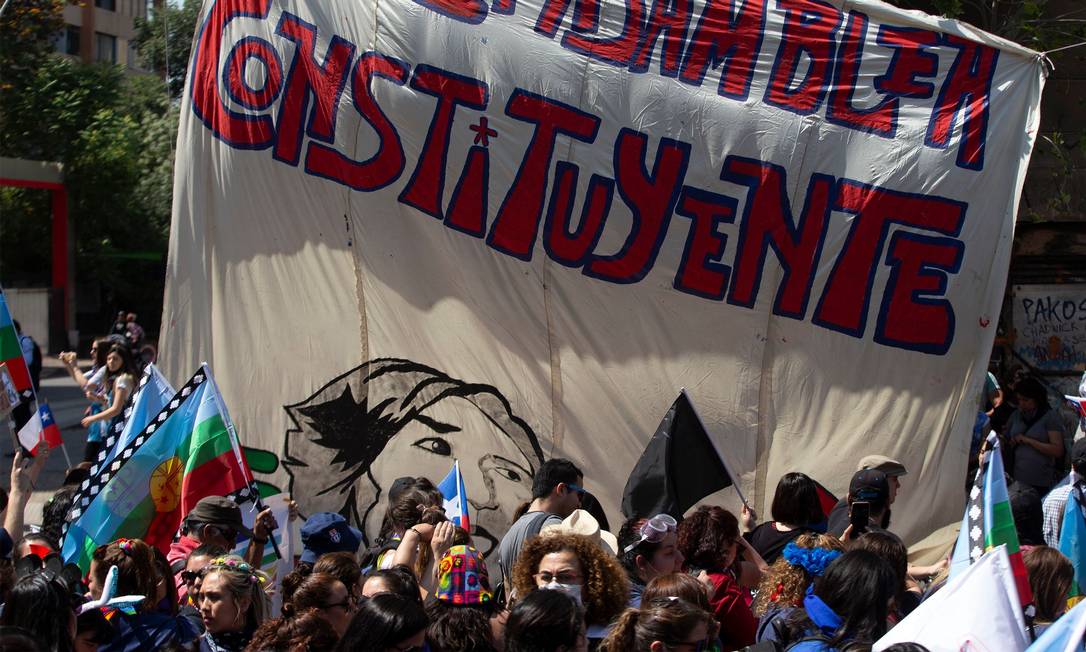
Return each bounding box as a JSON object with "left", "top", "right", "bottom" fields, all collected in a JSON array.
[
  {"left": 18, "top": 402, "right": 63, "bottom": 453},
  {"left": 1066, "top": 396, "right": 1086, "bottom": 421},
  {"left": 438, "top": 460, "right": 470, "bottom": 532}
]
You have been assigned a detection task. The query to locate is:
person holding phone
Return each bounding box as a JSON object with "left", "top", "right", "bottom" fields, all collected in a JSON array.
[{"left": 829, "top": 470, "right": 894, "bottom": 540}]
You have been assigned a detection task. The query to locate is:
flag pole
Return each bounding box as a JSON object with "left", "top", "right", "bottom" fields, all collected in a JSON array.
[
  {"left": 679, "top": 387, "right": 750, "bottom": 510},
  {"left": 203, "top": 363, "right": 283, "bottom": 561}
]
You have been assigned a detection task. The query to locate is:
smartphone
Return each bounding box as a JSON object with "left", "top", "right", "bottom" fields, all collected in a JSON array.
[{"left": 849, "top": 501, "right": 870, "bottom": 533}]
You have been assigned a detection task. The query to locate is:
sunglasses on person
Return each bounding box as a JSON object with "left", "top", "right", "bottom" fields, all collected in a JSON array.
[
  {"left": 534, "top": 570, "right": 583, "bottom": 584},
  {"left": 565, "top": 483, "right": 587, "bottom": 497},
  {"left": 623, "top": 513, "right": 678, "bottom": 553},
  {"left": 180, "top": 570, "right": 201, "bottom": 584}
]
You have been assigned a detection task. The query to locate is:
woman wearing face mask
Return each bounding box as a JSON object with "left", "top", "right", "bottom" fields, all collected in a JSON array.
[
  {"left": 1007, "top": 376, "right": 1065, "bottom": 496},
  {"left": 600, "top": 597, "right": 718, "bottom": 652},
  {"left": 197, "top": 556, "right": 270, "bottom": 652},
  {"left": 676, "top": 506, "right": 762, "bottom": 650},
  {"left": 617, "top": 514, "right": 685, "bottom": 607},
  {"left": 511, "top": 533, "right": 629, "bottom": 648}
]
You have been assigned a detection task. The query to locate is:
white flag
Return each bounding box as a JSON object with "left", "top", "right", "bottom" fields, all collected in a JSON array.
[{"left": 874, "top": 545, "right": 1028, "bottom": 652}]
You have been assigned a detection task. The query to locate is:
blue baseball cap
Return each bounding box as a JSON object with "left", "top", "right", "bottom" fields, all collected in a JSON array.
[{"left": 299, "top": 512, "right": 362, "bottom": 564}]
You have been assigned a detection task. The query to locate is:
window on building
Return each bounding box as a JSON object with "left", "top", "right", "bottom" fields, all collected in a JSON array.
[
  {"left": 95, "top": 0, "right": 116, "bottom": 11},
  {"left": 54, "top": 25, "right": 81, "bottom": 57},
  {"left": 95, "top": 32, "right": 117, "bottom": 64}
]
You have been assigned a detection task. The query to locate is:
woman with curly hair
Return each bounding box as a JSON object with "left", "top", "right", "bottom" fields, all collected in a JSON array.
[
  {"left": 676, "top": 506, "right": 763, "bottom": 650},
  {"left": 511, "top": 532, "right": 629, "bottom": 647},
  {"left": 246, "top": 572, "right": 352, "bottom": 651},
  {"left": 197, "top": 556, "right": 271, "bottom": 652},
  {"left": 750, "top": 533, "right": 843, "bottom": 643}
]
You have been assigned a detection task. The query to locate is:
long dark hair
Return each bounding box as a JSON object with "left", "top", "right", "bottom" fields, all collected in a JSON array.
[
  {"left": 104, "top": 343, "right": 138, "bottom": 383},
  {"left": 363, "top": 564, "right": 423, "bottom": 605},
  {"left": 771, "top": 472, "right": 825, "bottom": 527},
  {"left": 504, "top": 589, "right": 584, "bottom": 652},
  {"left": 334, "top": 592, "right": 428, "bottom": 652},
  {"left": 618, "top": 516, "right": 665, "bottom": 585},
  {"left": 782, "top": 549, "right": 897, "bottom": 646},
  {"left": 249, "top": 573, "right": 343, "bottom": 651},
  {"left": 600, "top": 597, "right": 713, "bottom": 652},
  {"left": 0, "top": 574, "right": 75, "bottom": 652}
]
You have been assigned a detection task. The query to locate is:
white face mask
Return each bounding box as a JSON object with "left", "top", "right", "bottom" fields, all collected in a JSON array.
[{"left": 542, "top": 580, "right": 583, "bottom": 604}]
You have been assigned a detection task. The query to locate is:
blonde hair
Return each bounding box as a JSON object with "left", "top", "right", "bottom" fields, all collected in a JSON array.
[
  {"left": 202, "top": 555, "right": 271, "bottom": 628},
  {"left": 751, "top": 533, "right": 844, "bottom": 617}
]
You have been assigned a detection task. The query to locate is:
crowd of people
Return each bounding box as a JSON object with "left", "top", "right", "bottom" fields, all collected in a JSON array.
[{"left": 0, "top": 364, "right": 1083, "bottom": 651}]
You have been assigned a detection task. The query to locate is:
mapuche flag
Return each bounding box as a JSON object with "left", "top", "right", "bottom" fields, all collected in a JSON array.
[
  {"left": 621, "top": 391, "right": 733, "bottom": 519},
  {"left": 62, "top": 365, "right": 255, "bottom": 570},
  {"left": 950, "top": 432, "right": 1033, "bottom": 607}
]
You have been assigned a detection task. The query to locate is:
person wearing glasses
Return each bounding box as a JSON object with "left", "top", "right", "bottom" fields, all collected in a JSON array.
[
  {"left": 617, "top": 514, "right": 685, "bottom": 608},
  {"left": 600, "top": 596, "right": 718, "bottom": 652},
  {"left": 497, "top": 459, "right": 586, "bottom": 593},
  {"left": 511, "top": 532, "right": 629, "bottom": 647},
  {"left": 168, "top": 496, "right": 280, "bottom": 588},
  {"left": 248, "top": 572, "right": 355, "bottom": 650}
]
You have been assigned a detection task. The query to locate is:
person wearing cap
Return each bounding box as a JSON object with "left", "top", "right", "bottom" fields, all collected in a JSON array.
[
  {"left": 167, "top": 496, "right": 281, "bottom": 582},
  {"left": 826, "top": 456, "right": 908, "bottom": 537},
  {"left": 1042, "top": 438, "right": 1086, "bottom": 547},
  {"left": 300, "top": 511, "right": 363, "bottom": 564},
  {"left": 827, "top": 469, "right": 894, "bottom": 540}
]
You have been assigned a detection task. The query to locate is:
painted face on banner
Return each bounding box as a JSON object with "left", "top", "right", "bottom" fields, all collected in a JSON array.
[{"left": 283, "top": 358, "right": 545, "bottom": 557}]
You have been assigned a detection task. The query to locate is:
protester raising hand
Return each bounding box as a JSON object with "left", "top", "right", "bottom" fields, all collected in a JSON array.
[{"left": 5, "top": 447, "right": 50, "bottom": 542}]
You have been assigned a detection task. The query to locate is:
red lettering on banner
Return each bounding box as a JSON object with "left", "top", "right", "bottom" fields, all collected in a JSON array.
[
  {"left": 813, "top": 181, "right": 966, "bottom": 336},
  {"left": 190, "top": 0, "right": 276, "bottom": 148},
  {"left": 412, "top": 0, "right": 488, "bottom": 24},
  {"left": 925, "top": 34, "right": 998, "bottom": 170},
  {"left": 826, "top": 12, "right": 895, "bottom": 136},
  {"left": 398, "top": 66, "right": 489, "bottom": 220},
  {"left": 536, "top": 0, "right": 602, "bottom": 36},
  {"left": 305, "top": 52, "right": 409, "bottom": 191},
  {"left": 724, "top": 157, "right": 832, "bottom": 317},
  {"left": 445, "top": 145, "right": 491, "bottom": 237},
  {"left": 562, "top": 0, "right": 645, "bottom": 67},
  {"left": 678, "top": 0, "right": 765, "bottom": 100},
  {"left": 875, "top": 233, "right": 964, "bottom": 354},
  {"left": 585, "top": 129, "right": 691, "bottom": 283},
  {"left": 543, "top": 165, "right": 615, "bottom": 267},
  {"left": 673, "top": 187, "right": 736, "bottom": 300},
  {"left": 273, "top": 14, "right": 356, "bottom": 166},
  {"left": 765, "top": 0, "right": 842, "bottom": 114},
  {"left": 874, "top": 26, "right": 939, "bottom": 100},
  {"left": 629, "top": 0, "right": 691, "bottom": 75},
  {"left": 222, "top": 37, "right": 283, "bottom": 112},
  {"left": 487, "top": 91, "right": 600, "bottom": 260}
]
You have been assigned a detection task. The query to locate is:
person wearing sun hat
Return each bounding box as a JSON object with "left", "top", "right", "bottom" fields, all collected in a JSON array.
[
  {"left": 540, "top": 509, "right": 619, "bottom": 556},
  {"left": 427, "top": 545, "right": 497, "bottom": 651}
]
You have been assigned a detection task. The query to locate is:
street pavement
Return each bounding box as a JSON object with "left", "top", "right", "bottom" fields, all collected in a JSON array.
[{"left": 1, "top": 356, "right": 93, "bottom": 529}]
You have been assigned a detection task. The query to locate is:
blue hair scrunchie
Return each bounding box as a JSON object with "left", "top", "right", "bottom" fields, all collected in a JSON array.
[{"left": 781, "top": 542, "right": 841, "bottom": 577}]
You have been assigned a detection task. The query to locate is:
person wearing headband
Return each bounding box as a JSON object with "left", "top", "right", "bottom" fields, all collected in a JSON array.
[{"left": 617, "top": 514, "right": 685, "bottom": 607}]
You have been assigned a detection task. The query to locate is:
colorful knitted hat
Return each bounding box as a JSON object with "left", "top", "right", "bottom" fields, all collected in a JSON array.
[{"left": 434, "top": 545, "right": 492, "bottom": 605}]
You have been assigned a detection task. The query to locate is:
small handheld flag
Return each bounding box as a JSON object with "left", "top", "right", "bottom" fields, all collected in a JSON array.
[
  {"left": 17, "top": 402, "right": 62, "bottom": 453},
  {"left": 438, "top": 460, "right": 470, "bottom": 531}
]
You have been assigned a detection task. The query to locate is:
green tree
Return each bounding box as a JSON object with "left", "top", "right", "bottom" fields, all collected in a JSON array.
[{"left": 133, "top": 0, "right": 202, "bottom": 99}]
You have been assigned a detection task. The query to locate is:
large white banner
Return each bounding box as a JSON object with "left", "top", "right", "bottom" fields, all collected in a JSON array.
[{"left": 163, "top": 0, "right": 1046, "bottom": 550}]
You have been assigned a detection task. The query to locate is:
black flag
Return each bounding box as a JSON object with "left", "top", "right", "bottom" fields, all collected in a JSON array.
[{"left": 620, "top": 392, "right": 732, "bottom": 519}]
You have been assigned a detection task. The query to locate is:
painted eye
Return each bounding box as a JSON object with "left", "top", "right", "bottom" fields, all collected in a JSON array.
[
  {"left": 494, "top": 466, "right": 522, "bottom": 482},
  {"left": 412, "top": 437, "right": 451, "bottom": 456}
]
